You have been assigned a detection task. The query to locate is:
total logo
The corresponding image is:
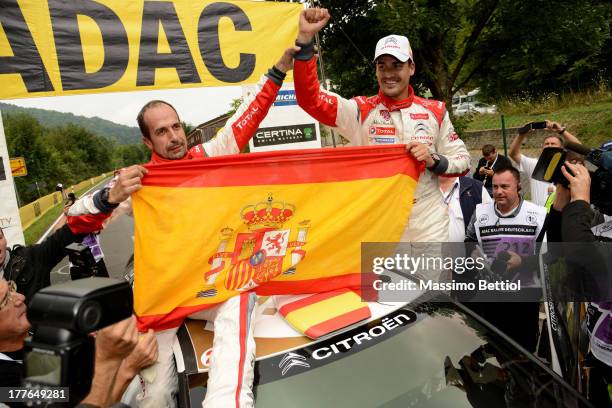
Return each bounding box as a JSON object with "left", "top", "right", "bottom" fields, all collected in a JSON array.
[{"left": 274, "top": 90, "right": 297, "bottom": 106}]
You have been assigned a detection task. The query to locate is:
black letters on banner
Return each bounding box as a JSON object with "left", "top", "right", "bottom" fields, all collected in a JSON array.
[
  {"left": 0, "top": 0, "right": 54, "bottom": 92},
  {"left": 137, "top": 1, "right": 200, "bottom": 86},
  {"left": 48, "top": 0, "right": 129, "bottom": 91},
  {"left": 198, "top": 3, "right": 255, "bottom": 83}
]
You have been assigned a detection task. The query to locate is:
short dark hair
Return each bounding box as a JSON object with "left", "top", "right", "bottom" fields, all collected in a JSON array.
[
  {"left": 136, "top": 100, "right": 179, "bottom": 139},
  {"left": 482, "top": 144, "right": 496, "bottom": 156},
  {"left": 494, "top": 165, "right": 520, "bottom": 183}
]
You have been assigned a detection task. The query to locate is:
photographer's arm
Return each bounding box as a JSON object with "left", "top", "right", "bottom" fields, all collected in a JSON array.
[
  {"left": 110, "top": 329, "right": 158, "bottom": 403},
  {"left": 559, "top": 162, "right": 598, "bottom": 243},
  {"left": 546, "top": 121, "right": 580, "bottom": 144},
  {"left": 543, "top": 184, "right": 570, "bottom": 243},
  {"left": 80, "top": 316, "right": 138, "bottom": 408},
  {"left": 28, "top": 225, "right": 84, "bottom": 272},
  {"left": 509, "top": 131, "right": 527, "bottom": 163}
]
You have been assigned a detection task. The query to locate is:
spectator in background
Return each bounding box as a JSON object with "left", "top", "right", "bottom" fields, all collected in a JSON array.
[
  {"left": 439, "top": 176, "right": 491, "bottom": 242},
  {"left": 473, "top": 144, "right": 512, "bottom": 196},
  {"left": 465, "top": 166, "right": 546, "bottom": 351},
  {"left": 55, "top": 183, "right": 65, "bottom": 198},
  {"left": 509, "top": 120, "right": 580, "bottom": 207}
]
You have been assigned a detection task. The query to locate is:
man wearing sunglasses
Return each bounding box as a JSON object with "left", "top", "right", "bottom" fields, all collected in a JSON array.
[{"left": 0, "top": 278, "right": 158, "bottom": 407}]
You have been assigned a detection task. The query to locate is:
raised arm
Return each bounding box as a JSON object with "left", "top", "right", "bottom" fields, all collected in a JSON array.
[
  {"left": 509, "top": 129, "right": 526, "bottom": 163},
  {"left": 293, "top": 8, "right": 362, "bottom": 143},
  {"left": 201, "top": 47, "right": 298, "bottom": 157}
]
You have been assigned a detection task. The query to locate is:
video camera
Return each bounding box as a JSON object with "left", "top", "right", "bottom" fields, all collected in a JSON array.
[
  {"left": 66, "top": 237, "right": 109, "bottom": 280},
  {"left": 532, "top": 140, "right": 612, "bottom": 214},
  {"left": 23, "top": 278, "right": 132, "bottom": 403}
]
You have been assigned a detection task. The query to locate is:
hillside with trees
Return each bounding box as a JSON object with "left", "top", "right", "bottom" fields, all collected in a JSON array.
[
  {"left": 0, "top": 102, "right": 141, "bottom": 144},
  {"left": 2, "top": 111, "right": 149, "bottom": 204}
]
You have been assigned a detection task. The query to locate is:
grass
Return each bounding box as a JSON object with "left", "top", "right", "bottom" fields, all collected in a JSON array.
[
  {"left": 465, "top": 88, "right": 612, "bottom": 147},
  {"left": 23, "top": 178, "right": 111, "bottom": 245}
]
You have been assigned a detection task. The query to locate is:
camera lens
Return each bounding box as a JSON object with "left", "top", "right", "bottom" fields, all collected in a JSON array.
[{"left": 78, "top": 301, "right": 102, "bottom": 332}]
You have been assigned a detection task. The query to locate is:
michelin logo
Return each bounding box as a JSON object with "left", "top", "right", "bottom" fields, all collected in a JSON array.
[{"left": 274, "top": 90, "right": 297, "bottom": 106}]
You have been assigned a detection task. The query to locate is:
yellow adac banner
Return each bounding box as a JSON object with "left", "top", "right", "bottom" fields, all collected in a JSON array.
[{"left": 0, "top": 0, "right": 301, "bottom": 99}]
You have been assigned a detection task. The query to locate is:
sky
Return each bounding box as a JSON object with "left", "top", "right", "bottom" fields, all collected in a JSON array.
[{"left": 1, "top": 85, "right": 243, "bottom": 129}]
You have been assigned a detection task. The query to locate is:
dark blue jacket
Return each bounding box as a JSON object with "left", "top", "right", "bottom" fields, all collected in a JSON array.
[{"left": 458, "top": 177, "right": 485, "bottom": 230}]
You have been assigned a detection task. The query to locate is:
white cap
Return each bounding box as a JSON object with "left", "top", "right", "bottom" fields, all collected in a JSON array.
[{"left": 373, "top": 35, "right": 413, "bottom": 62}]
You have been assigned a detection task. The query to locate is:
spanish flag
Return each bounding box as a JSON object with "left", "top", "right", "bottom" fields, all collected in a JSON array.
[{"left": 132, "top": 145, "right": 422, "bottom": 331}]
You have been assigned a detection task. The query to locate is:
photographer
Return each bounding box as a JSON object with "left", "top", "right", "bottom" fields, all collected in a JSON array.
[
  {"left": 0, "top": 187, "right": 120, "bottom": 301},
  {"left": 509, "top": 120, "right": 580, "bottom": 206},
  {"left": 0, "top": 224, "right": 82, "bottom": 301},
  {"left": 546, "top": 161, "right": 611, "bottom": 406},
  {"left": 0, "top": 278, "right": 158, "bottom": 406}
]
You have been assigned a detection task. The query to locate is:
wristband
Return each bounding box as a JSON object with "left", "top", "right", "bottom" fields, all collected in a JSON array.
[
  {"left": 294, "top": 38, "right": 315, "bottom": 61},
  {"left": 265, "top": 66, "right": 287, "bottom": 86},
  {"left": 93, "top": 187, "right": 119, "bottom": 213}
]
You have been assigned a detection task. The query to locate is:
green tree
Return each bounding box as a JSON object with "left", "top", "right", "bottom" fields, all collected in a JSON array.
[
  {"left": 3, "top": 113, "right": 54, "bottom": 202},
  {"left": 318, "top": 0, "right": 610, "bottom": 107},
  {"left": 227, "top": 97, "right": 244, "bottom": 116},
  {"left": 2, "top": 111, "right": 149, "bottom": 204}
]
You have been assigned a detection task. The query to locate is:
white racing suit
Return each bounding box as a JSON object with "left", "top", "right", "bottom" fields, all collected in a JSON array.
[
  {"left": 294, "top": 57, "right": 471, "bottom": 243},
  {"left": 69, "top": 68, "right": 285, "bottom": 407},
  {"left": 142, "top": 293, "right": 257, "bottom": 408}
]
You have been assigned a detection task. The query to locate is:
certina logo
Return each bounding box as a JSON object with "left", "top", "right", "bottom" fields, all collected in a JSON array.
[
  {"left": 273, "top": 90, "right": 297, "bottom": 106},
  {"left": 254, "top": 124, "right": 316, "bottom": 147},
  {"left": 235, "top": 106, "right": 260, "bottom": 129},
  {"left": 279, "top": 352, "right": 310, "bottom": 376}
]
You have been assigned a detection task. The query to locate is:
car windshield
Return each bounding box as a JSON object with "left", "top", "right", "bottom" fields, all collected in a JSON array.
[{"left": 252, "top": 301, "right": 591, "bottom": 408}]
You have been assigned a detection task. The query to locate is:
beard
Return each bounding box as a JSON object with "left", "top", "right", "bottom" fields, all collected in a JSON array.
[{"left": 164, "top": 142, "right": 187, "bottom": 159}]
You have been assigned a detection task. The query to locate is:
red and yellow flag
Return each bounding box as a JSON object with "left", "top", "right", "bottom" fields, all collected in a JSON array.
[{"left": 132, "top": 146, "right": 422, "bottom": 330}]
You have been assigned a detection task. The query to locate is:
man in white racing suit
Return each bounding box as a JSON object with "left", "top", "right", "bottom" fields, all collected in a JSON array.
[
  {"left": 292, "top": 8, "right": 471, "bottom": 243},
  {"left": 69, "top": 48, "right": 298, "bottom": 408}
]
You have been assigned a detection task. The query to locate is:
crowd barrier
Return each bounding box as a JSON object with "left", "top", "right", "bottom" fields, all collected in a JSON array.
[{"left": 19, "top": 173, "right": 108, "bottom": 230}]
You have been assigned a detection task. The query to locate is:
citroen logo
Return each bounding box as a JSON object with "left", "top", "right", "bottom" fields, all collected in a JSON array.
[{"left": 279, "top": 352, "right": 310, "bottom": 376}]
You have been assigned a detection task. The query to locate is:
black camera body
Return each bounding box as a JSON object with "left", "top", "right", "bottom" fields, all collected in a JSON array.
[
  {"left": 66, "top": 241, "right": 110, "bottom": 280},
  {"left": 23, "top": 278, "right": 133, "bottom": 402},
  {"left": 532, "top": 141, "right": 612, "bottom": 214}
]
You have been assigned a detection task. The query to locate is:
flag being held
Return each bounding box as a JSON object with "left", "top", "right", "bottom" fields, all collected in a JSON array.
[{"left": 132, "top": 145, "right": 422, "bottom": 331}]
